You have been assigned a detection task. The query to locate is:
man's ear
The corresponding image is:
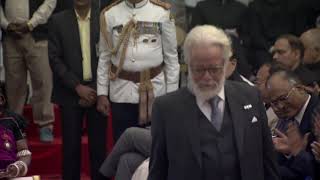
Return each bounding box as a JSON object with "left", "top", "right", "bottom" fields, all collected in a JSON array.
[{"left": 292, "top": 49, "right": 302, "bottom": 60}]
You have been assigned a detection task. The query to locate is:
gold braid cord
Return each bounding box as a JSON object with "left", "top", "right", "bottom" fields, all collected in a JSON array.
[
  {"left": 100, "top": 0, "right": 139, "bottom": 81},
  {"left": 109, "top": 19, "right": 138, "bottom": 80},
  {"left": 139, "top": 70, "right": 154, "bottom": 125},
  {"left": 100, "top": 0, "right": 122, "bottom": 48},
  {"left": 149, "top": 0, "right": 171, "bottom": 10}
]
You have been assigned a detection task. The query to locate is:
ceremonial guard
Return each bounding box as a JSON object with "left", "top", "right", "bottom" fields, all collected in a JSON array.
[{"left": 97, "top": 0, "right": 180, "bottom": 140}]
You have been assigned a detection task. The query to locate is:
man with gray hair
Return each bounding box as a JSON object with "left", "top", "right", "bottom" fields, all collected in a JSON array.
[
  {"left": 148, "top": 25, "right": 280, "bottom": 180},
  {"left": 266, "top": 69, "right": 319, "bottom": 180},
  {"left": 300, "top": 28, "right": 320, "bottom": 86}
]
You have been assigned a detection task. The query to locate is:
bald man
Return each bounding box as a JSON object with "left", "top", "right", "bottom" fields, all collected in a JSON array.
[{"left": 300, "top": 28, "right": 320, "bottom": 87}]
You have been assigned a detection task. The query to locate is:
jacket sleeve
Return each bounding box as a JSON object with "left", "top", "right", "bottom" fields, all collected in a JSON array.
[
  {"left": 160, "top": 10, "right": 180, "bottom": 93},
  {"left": 48, "top": 16, "right": 80, "bottom": 91},
  {"left": 29, "top": 0, "right": 57, "bottom": 28},
  {"left": 97, "top": 11, "right": 112, "bottom": 96},
  {"left": 279, "top": 150, "right": 315, "bottom": 179},
  {"left": 148, "top": 98, "right": 168, "bottom": 180},
  {"left": 258, "top": 89, "right": 281, "bottom": 180}
]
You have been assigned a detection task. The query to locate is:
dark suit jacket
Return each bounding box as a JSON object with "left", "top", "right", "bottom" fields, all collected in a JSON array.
[
  {"left": 48, "top": 8, "right": 100, "bottom": 106},
  {"left": 148, "top": 81, "right": 280, "bottom": 180},
  {"left": 277, "top": 95, "right": 319, "bottom": 180}
]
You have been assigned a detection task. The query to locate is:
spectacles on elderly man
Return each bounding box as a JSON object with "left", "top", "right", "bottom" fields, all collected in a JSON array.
[
  {"left": 190, "top": 65, "right": 224, "bottom": 77},
  {"left": 270, "top": 87, "right": 295, "bottom": 107}
]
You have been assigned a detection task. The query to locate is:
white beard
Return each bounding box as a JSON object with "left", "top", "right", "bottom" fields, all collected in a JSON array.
[{"left": 187, "top": 71, "right": 225, "bottom": 101}]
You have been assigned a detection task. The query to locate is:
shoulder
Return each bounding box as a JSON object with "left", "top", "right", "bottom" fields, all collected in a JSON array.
[
  {"left": 225, "top": 80, "right": 260, "bottom": 100},
  {"left": 51, "top": 9, "right": 72, "bottom": 22},
  {"left": 154, "top": 88, "right": 192, "bottom": 107},
  {"left": 196, "top": 0, "right": 212, "bottom": 8},
  {"left": 101, "top": 0, "right": 124, "bottom": 16},
  {"left": 149, "top": 0, "right": 171, "bottom": 10}
]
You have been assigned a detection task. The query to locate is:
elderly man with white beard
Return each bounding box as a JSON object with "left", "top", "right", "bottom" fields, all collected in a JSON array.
[{"left": 148, "top": 25, "right": 280, "bottom": 180}]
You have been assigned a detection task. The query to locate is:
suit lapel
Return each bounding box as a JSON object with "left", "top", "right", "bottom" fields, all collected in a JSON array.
[
  {"left": 224, "top": 82, "right": 248, "bottom": 158},
  {"left": 69, "top": 10, "right": 82, "bottom": 58},
  {"left": 181, "top": 89, "right": 202, "bottom": 167}
]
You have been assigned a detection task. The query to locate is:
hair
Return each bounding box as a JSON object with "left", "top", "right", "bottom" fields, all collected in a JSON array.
[
  {"left": 304, "top": 28, "right": 320, "bottom": 51},
  {"left": 277, "top": 34, "right": 305, "bottom": 59},
  {"left": 183, "top": 25, "right": 232, "bottom": 64},
  {"left": 266, "top": 69, "right": 302, "bottom": 89}
]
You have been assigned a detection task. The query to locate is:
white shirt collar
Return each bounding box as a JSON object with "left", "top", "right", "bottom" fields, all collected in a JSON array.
[
  {"left": 195, "top": 86, "right": 225, "bottom": 121},
  {"left": 196, "top": 86, "right": 225, "bottom": 107},
  {"left": 125, "top": 0, "right": 148, "bottom": 8},
  {"left": 75, "top": 9, "right": 91, "bottom": 20},
  {"left": 294, "top": 95, "right": 311, "bottom": 125}
]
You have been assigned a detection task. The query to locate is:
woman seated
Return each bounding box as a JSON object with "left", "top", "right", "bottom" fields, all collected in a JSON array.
[{"left": 0, "top": 89, "right": 31, "bottom": 179}]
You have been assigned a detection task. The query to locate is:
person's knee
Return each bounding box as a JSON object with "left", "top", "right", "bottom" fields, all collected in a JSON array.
[
  {"left": 118, "top": 152, "right": 145, "bottom": 172},
  {"left": 124, "top": 127, "right": 141, "bottom": 135}
]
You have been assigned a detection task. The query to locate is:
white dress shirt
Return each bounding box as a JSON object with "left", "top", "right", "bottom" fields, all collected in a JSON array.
[
  {"left": 196, "top": 86, "right": 225, "bottom": 123},
  {"left": 97, "top": 0, "right": 180, "bottom": 104}
]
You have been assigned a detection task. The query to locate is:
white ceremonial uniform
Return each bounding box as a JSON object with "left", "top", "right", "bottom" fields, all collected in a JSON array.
[{"left": 97, "top": 0, "right": 180, "bottom": 104}]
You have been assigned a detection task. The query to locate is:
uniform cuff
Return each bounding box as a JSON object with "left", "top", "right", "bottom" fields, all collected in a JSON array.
[{"left": 97, "top": 85, "right": 108, "bottom": 96}]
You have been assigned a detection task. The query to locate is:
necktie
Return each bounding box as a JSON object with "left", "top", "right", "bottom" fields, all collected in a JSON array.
[
  {"left": 276, "top": 118, "right": 295, "bottom": 133},
  {"left": 210, "top": 96, "right": 222, "bottom": 131}
]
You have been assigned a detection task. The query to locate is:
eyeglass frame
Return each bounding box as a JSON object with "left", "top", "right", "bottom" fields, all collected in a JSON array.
[
  {"left": 270, "top": 86, "right": 296, "bottom": 107},
  {"left": 190, "top": 63, "right": 225, "bottom": 77}
]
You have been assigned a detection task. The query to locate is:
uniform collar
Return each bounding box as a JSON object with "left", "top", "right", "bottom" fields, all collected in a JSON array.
[{"left": 125, "top": 0, "right": 148, "bottom": 8}]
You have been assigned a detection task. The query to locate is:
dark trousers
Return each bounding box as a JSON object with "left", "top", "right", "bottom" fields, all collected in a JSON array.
[
  {"left": 60, "top": 105, "right": 107, "bottom": 180},
  {"left": 110, "top": 102, "right": 139, "bottom": 141}
]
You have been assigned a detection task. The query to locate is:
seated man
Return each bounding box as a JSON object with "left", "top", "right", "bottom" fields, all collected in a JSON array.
[
  {"left": 266, "top": 69, "right": 318, "bottom": 180},
  {"left": 0, "top": 88, "right": 31, "bottom": 178},
  {"left": 99, "top": 127, "right": 151, "bottom": 180}
]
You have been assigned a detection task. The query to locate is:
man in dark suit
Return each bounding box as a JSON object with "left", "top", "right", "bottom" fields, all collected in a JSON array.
[
  {"left": 266, "top": 70, "right": 319, "bottom": 180},
  {"left": 48, "top": 0, "right": 107, "bottom": 179},
  {"left": 148, "top": 25, "right": 280, "bottom": 180},
  {"left": 271, "top": 34, "right": 319, "bottom": 87}
]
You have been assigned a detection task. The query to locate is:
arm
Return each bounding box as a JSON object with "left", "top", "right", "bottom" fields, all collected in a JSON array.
[
  {"left": 258, "top": 90, "right": 281, "bottom": 180},
  {"left": 148, "top": 99, "right": 168, "bottom": 180},
  {"left": 278, "top": 150, "right": 315, "bottom": 179},
  {"left": 28, "top": 0, "right": 57, "bottom": 29},
  {"left": 48, "top": 17, "right": 81, "bottom": 91},
  {"left": 160, "top": 10, "right": 180, "bottom": 93},
  {"left": 97, "top": 11, "right": 113, "bottom": 97},
  {"left": 0, "top": 4, "right": 9, "bottom": 29}
]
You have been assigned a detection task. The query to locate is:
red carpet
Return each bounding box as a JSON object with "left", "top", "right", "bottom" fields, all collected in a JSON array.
[{"left": 23, "top": 104, "right": 114, "bottom": 179}]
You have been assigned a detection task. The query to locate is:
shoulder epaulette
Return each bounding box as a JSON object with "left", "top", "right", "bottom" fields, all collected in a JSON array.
[
  {"left": 100, "top": 0, "right": 123, "bottom": 48},
  {"left": 149, "top": 0, "right": 171, "bottom": 10},
  {"left": 101, "top": 0, "right": 123, "bottom": 14}
]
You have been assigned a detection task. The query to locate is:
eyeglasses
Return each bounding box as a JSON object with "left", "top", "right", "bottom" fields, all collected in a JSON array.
[
  {"left": 190, "top": 65, "right": 224, "bottom": 77},
  {"left": 270, "top": 87, "right": 295, "bottom": 107}
]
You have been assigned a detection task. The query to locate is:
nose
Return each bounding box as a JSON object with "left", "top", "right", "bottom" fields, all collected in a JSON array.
[{"left": 273, "top": 53, "right": 278, "bottom": 60}]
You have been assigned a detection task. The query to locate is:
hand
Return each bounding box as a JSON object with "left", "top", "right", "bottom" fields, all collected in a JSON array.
[
  {"left": 15, "top": 22, "right": 30, "bottom": 34},
  {"left": 313, "top": 111, "right": 320, "bottom": 141},
  {"left": 6, "top": 163, "right": 19, "bottom": 178},
  {"left": 75, "top": 84, "right": 97, "bottom": 102},
  {"left": 97, "top": 95, "right": 110, "bottom": 116},
  {"left": 311, "top": 141, "right": 320, "bottom": 162},
  {"left": 273, "top": 129, "right": 291, "bottom": 155},
  {"left": 6, "top": 23, "right": 22, "bottom": 38},
  {"left": 0, "top": 170, "right": 8, "bottom": 178},
  {"left": 79, "top": 98, "right": 95, "bottom": 107},
  {"left": 286, "top": 123, "right": 310, "bottom": 156},
  {"left": 301, "top": 84, "right": 320, "bottom": 95}
]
